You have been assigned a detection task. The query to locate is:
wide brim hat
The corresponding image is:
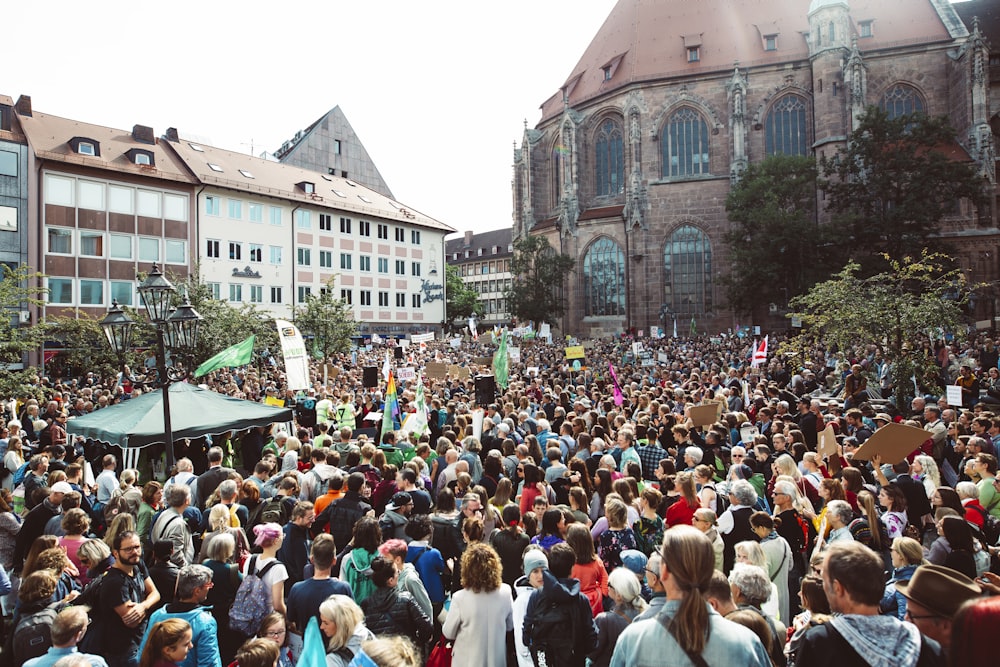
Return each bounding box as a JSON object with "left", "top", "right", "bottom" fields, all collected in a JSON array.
[{"left": 895, "top": 564, "right": 981, "bottom": 618}]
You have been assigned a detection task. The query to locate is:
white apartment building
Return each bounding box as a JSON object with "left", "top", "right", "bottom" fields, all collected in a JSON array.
[{"left": 164, "top": 132, "right": 454, "bottom": 332}]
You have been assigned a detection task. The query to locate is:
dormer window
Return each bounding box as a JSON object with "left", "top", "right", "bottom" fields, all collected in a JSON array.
[
  {"left": 764, "top": 35, "right": 778, "bottom": 51},
  {"left": 859, "top": 20, "right": 873, "bottom": 38},
  {"left": 69, "top": 137, "right": 101, "bottom": 157},
  {"left": 126, "top": 149, "right": 155, "bottom": 166},
  {"left": 602, "top": 66, "right": 612, "bottom": 81},
  {"left": 683, "top": 34, "right": 702, "bottom": 63},
  {"left": 298, "top": 181, "right": 315, "bottom": 194}
]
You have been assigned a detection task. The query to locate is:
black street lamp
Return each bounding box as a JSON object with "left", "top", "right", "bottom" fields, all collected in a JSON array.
[{"left": 101, "top": 264, "right": 202, "bottom": 471}]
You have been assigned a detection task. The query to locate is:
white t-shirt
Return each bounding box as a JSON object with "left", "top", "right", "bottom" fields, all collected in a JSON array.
[{"left": 242, "top": 555, "right": 289, "bottom": 592}]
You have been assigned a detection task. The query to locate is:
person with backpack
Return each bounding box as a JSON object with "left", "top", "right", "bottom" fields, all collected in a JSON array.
[
  {"left": 311, "top": 472, "right": 372, "bottom": 553},
  {"left": 231, "top": 523, "right": 288, "bottom": 639},
  {"left": 138, "top": 564, "right": 220, "bottom": 667},
  {"left": 22, "top": 604, "right": 109, "bottom": 667},
  {"left": 340, "top": 516, "right": 381, "bottom": 605},
  {"left": 13, "top": 481, "right": 71, "bottom": 571},
  {"left": 6, "top": 570, "right": 65, "bottom": 666},
  {"left": 98, "top": 530, "right": 162, "bottom": 667},
  {"left": 522, "top": 542, "right": 598, "bottom": 667}
]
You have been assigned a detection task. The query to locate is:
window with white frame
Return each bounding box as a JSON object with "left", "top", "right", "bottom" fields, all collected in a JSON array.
[
  {"left": 298, "top": 286, "right": 312, "bottom": 302},
  {"left": 229, "top": 284, "right": 242, "bottom": 302},
  {"left": 44, "top": 174, "right": 74, "bottom": 207},
  {"left": 79, "top": 280, "right": 104, "bottom": 306},
  {"left": 250, "top": 285, "right": 263, "bottom": 303},
  {"left": 378, "top": 291, "right": 389, "bottom": 307},
  {"left": 206, "top": 239, "right": 221, "bottom": 259},
  {"left": 137, "top": 190, "right": 160, "bottom": 217},
  {"left": 412, "top": 294, "right": 421, "bottom": 308},
  {"left": 396, "top": 293, "right": 406, "bottom": 308},
  {"left": 110, "top": 281, "right": 134, "bottom": 306},
  {"left": 205, "top": 196, "right": 221, "bottom": 216},
  {"left": 110, "top": 234, "right": 133, "bottom": 260},
  {"left": 320, "top": 250, "right": 333, "bottom": 268},
  {"left": 48, "top": 228, "right": 73, "bottom": 254},
  {"left": 378, "top": 258, "right": 389, "bottom": 274},
  {"left": 165, "top": 240, "right": 187, "bottom": 264},
  {"left": 377, "top": 224, "right": 388, "bottom": 240},
  {"left": 394, "top": 228, "right": 405, "bottom": 243},
  {"left": 319, "top": 214, "right": 332, "bottom": 231},
  {"left": 411, "top": 262, "right": 421, "bottom": 277},
  {"left": 207, "top": 282, "right": 221, "bottom": 299},
  {"left": 411, "top": 230, "right": 421, "bottom": 244},
  {"left": 360, "top": 256, "right": 371, "bottom": 272},
  {"left": 249, "top": 244, "right": 263, "bottom": 263},
  {"left": 360, "top": 290, "right": 372, "bottom": 306},
  {"left": 359, "top": 220, "right": 370, "bottom": 236},
  {"left": 249, "top": 203, "right": 263, "bottom": 223},
  {"left": 78, "top": 180, "right": 104, "bottom": 211},
  {"left": 229, "top": 242, "right": 242, "bottom": 261},
  {"left": 297, "top": 248, "right": 311, "bottom": 266},
  {"left": 269, "top": 206, "right": 282, "bottom": 226},
  {"left": 109, "top": 185, "right": 134, "bottom": 214},
  {"left": 295, "top": 210, "right": 312, "bottom": 229},
  {"left": 395, "top": 260, "right": 405, "bottom": 275},
  {"left": 228, "top": 199, "right": 242, "bottom": 219},
  {"left": 340, "top": 217, "right": 352, "bottom": 234},
  {"left": 138, "top": 237, "right": 160, "bottom": 262},
  {"left": 270, "top": 286, "right": 283, "bottom": 303},
  {"left": 340, "top": 253, "right": 352, "bottom": 270},
  {"left": 79, "top": 231, "right": 104, "bottom": 257},
  {"left": 164, "top": 194, "right": 187, "bottom": 221},
  {"left": 48, "top": 278, "right": 72, "bottom": 304},
  {"left": 341, "top": 289, "right": 352, "bottom": 304},
  {"left": 269, "top": 246, "right": 283, "bottom": 265}
]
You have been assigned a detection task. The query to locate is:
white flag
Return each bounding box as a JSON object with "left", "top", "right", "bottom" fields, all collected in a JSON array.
[{"left": 275, "top": 320, "right": 310, "bottom": 390}]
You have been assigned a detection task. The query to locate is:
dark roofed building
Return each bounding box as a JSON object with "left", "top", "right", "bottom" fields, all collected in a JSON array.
[{"left": 446, "top": 229, "right": 513, "bottom": 325}]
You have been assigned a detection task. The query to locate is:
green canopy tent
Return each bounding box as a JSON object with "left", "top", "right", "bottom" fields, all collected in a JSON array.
[{"left": 66, "top": 382, "right": 293, "bottom": 470}]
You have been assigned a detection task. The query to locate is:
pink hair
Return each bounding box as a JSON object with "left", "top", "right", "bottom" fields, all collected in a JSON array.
[
  {"left": 378, "top": 538, "right": 409, "bottom": 559},
  {"left": 253, "top": 522, "right": 282, "bottom": 548}
]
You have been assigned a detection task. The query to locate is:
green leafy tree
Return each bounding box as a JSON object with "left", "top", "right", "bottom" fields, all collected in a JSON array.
[
  {"left": 820, "top": 107, "right": 986, "bottom": 269},
  {"left": 445, "top": 264, "right": 483, "bottom": 324},
  {"left": 165, "top": 267, "right": 279, "bottom": 372},
  {"left": 505, "top": 235, "right": 575, "bottom": 325},
  {"left": 46, "top": 312, "right": 143, "bottom": 381},
  {"left": 723, "top": 154, "right": 827, "bottom": 317},
  {"left": 293, "top": 276, "right": 356, "bottom": 361},
  {"left": 0, "top": 265, "right": 48, "bottom": 399},
  {"left": 785, "top": 251, "right": 974, "bottom": 409}
]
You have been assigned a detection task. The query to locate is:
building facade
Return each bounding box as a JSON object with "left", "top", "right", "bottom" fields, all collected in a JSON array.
[
  {"left": 0, "top": 96, "right": 29, "bottom": 275},
  {"left": 513, "top": 0, "right": 998, "bottom": 337},
  {"left": 445, "top": 229, "right": 513, "bottom": 325},
  {"left": 164, "top": 131, "right": 453, "bottom": 333},
  {"left": 274, "top": 106, "right": 395, "bottom": 199}
]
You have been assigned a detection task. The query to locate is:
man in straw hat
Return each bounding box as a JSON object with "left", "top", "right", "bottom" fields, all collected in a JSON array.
[{"left": 896, "top": 564, "right": 982, "bottom": 656}]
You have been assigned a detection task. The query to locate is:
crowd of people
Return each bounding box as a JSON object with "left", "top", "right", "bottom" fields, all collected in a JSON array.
[{"left": 1, "top": 330, "right": 1000, "bottom": 667}]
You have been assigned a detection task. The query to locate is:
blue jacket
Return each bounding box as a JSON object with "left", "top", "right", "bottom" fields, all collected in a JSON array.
[
  {"left": 880, "top": 564, "right": 918, "bottom": 620},
  {"left": 138, "top": 603, "right": 220, "bottom": 667}
]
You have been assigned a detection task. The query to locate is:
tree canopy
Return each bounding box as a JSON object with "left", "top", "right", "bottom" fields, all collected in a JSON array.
[
  {"left": 785, "top": 251, "right": 973, "bottom": 408},
  {"left": 445, "top": 264, "right": 483, "bottom": 324},
  {"left": 723, "top": 154, "right": 827, "bottom": 317},
  {"left": 505, "top": 235, "right": 575, "bottom": 325},
  {"left": 0, "top": 265, "right": 48, "bottom": 399},
  {"left": 820, "top": 107, "right": 986, "bottom": 269},
  {"left": 293, "top": 276, "right": 356, "bottom": 361}
]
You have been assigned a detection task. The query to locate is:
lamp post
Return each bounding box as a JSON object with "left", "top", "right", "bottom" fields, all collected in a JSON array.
[{"left": 100, "top": 264, "right": 202, "bottom": 471}]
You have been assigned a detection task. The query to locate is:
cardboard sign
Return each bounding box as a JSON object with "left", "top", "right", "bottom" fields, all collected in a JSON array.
[
  {"left": 474, "top": 356, "right": 494, "bottom": 366},
  {"left": 851, "top": 422, "right": 930, "bottom": 464},
  {"left": 425, "top": 362, "right": 448, "bottom": 379},
  {"left": 396, "top": 367, "right": 416, "bottom": 381},
  {"left": 689, "top": 403, "right": 719, "bottom": 428},
  {"left": 818, "top": 424, "right": 838, "bottom": 458},
  {"left": 509, "top": 346, "right": 521, "bottom": 363},
  {"left": 449, "top": 365, "right": 470, "bottom": 380},
  {"left": 565, "top": 346, "right": 585, "bottom": 359},
  {"left": 946, "top": 385, "right": 963, "bottom": 407},
  {"left": 450, "top": 337, "right": 462, "bottom": 348},
  {"left": 658, "top": 352, "right": 669, "bottom": 363},
  {"left": 527, "top": 366, "right": 540, "bottom": 376},
  {"left": 411, "top": 332, "right": 434, "bottom": 343}
]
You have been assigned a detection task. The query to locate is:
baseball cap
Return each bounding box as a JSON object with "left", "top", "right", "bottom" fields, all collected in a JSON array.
[
  {"left": 620, "top": 549, "right": 648, "bottom": 576},
  {"left": 386, "top": 492, "right": 413, "bottom": 511},
  {"left": 50, "top": 481, "right": 73, "bottom": 494}
]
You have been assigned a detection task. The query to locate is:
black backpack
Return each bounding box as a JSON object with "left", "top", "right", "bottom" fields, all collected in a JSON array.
[
  {"left": 13, "top": 604, "right": 59, "bottom": 663},
  {"left": 526, "top": 594, "right": 579, "bottom": 664},
  {"left": 260, "top": 496, "right": 290, "bottom": 525}
]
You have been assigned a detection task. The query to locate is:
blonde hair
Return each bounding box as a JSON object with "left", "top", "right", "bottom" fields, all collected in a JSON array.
[{"left": 319, "top": 594, "right": 364, "bottom": 651}]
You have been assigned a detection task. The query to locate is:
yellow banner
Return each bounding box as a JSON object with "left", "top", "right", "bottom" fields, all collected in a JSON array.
[
  {"left": 264, "top": 396, "right": 285, "bottom": 407},
  {"left": 565, "top": 346, "right": 585, "bottom": 359}
]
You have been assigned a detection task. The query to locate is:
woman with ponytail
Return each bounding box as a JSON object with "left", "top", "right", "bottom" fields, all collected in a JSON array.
[
  {"left": 609, "top": 525, "right": 771, "bottom": 666},
  {"left": 489, "top": 504, "right": 530, "bottom": 587}
]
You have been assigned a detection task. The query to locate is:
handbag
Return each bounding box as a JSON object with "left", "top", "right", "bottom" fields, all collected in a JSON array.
[{"left": 426, "top": 635, "right": 453, "bottom": 667}]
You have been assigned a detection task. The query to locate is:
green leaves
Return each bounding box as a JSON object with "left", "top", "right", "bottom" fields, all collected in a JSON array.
[
  {"left": 293, "top": 276, "right": 356, "bottom": 361},
  {"left": 0, "top": 264, "right": 48, "bottom": 398},
  {"left": 505, "top": 235, "right": 575, "bottom": 324},
  {"left": 445, "top": 265, "right": 483, "bottom": 323}
]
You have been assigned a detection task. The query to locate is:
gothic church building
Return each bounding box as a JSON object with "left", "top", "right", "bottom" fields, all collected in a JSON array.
[{"left": 513, "top": 0, "right": 997, "bottom": 337}]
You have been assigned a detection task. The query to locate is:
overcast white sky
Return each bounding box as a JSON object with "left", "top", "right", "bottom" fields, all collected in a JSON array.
[{"left": 5, "top": 0, "right": 617, "bottom": 236}]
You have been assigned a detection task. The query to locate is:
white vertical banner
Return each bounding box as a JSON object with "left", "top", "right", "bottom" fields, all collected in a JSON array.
[{"left": 275, "top": 319, "right": 311, "bottom": 390}]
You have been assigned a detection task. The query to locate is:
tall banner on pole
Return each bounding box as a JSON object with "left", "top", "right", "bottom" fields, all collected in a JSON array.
[{"left": 275, "top": 319, "right": 311, "bottom": 390}]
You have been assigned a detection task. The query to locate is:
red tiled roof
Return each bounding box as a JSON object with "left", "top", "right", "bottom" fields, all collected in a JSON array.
[{"left": 541, "top": 0, "right": 958, "bottom": 121}]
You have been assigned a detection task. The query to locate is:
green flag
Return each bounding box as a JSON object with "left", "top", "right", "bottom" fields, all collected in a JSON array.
[
  {"left": 194, "top": 335, "right": 255, "bottom": 377},
  {"left": 493, "top": 329, "right": 509, "bottom": 390}
]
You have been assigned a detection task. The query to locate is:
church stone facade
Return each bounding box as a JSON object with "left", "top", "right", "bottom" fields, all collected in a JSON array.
[{"left": 513, "top": 0, "right": 998, "bottom": 337}]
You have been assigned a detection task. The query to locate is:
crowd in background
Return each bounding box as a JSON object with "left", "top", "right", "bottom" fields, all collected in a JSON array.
[{"left": 1, "top": 330, "right": 1000, "bottom": 667}]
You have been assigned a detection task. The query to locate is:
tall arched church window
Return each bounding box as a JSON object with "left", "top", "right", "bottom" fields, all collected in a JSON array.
[
  {"left": 662, "top": 108, "right": 709, "bottom": 178},
  {"left": 595, "top": 119, "right": 624, "bottom": 196},
  {"left": 664, "top": 225, "right": 712, "bottom": 316},
  {"left": 880, "top": 84, "right": 925, "bottom": 120},
  {"left": 551, "top": 142, "right": 564, "bottom": 209},
  {"left": 583, "top": 237, "right": 625, "bottom": 317},
  {"left": 765, "top": 95, "right": 808, "bottom": 156}
]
